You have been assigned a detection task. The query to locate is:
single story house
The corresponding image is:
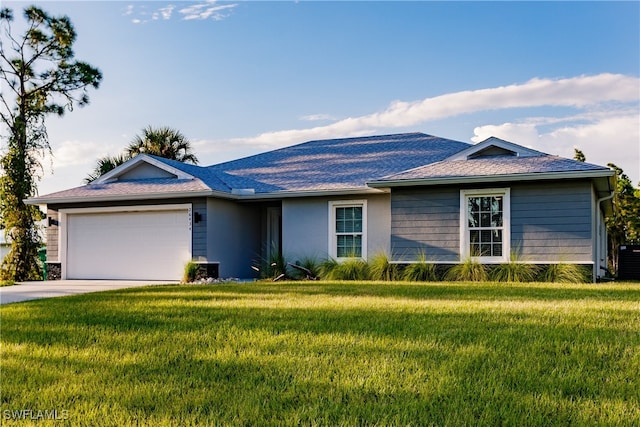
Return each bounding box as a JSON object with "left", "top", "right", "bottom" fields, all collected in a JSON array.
[{"left": 28, "top": 133, "right": 615, "bottom": 282}]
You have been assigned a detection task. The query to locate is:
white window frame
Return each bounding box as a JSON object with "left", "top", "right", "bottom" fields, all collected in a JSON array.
[
  {"left": 329, "top": 200, "right": 367, "bottom": 260},
  {"left": 460, "top": 188, "right": 510, "bottom": 263}
]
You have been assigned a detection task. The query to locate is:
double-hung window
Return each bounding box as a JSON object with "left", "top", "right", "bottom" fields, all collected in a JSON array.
[
  {"left": 460, "top": 189, "right": 510, "bottom": 262},
  {"left": 329, "top": 200, "right": 367, "bottom": 259}
]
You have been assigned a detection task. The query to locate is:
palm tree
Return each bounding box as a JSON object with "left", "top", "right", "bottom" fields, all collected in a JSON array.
[
  {"left": 126, "top": 126, "right": 198, "bottom": 164},
  {"left": 84, "top": 154, "right": 129, "bottom": 183},
  {"left": 84, "top": 126, "right": 198, "bottom": 183}
]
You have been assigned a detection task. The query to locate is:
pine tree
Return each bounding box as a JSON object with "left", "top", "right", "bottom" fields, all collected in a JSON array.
[{"left": 0, "top": 6, "right": 102, "bottom": 281}]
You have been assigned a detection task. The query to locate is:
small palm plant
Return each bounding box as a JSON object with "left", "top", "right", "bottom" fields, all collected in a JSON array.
[{"left": 289, "top": 256, "right": 322, "bottom": 280}]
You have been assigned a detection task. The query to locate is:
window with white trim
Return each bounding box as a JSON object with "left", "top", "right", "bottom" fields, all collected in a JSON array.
[
  {"left": 329, "top": 200, "right": 367, "bottom": 259},
  {"left": 460, "top": 189, "right": 510, "bottom": 262}
]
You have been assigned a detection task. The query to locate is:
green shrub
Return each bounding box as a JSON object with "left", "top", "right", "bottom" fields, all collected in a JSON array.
[
  {"left": 540, "top": 264, "right": 591, "bottom": 283},
  {"left": 182, "top": 261, "right": 199, "bottom": 283},
  {"left": 445, "top": 258, "right": 489, "bottom": 282},
  {"left": 368, "top": 252, "right": 399, "bottom": 281},
  {"left": 402, "top": 252, "right": 437, "bottom": 282}
]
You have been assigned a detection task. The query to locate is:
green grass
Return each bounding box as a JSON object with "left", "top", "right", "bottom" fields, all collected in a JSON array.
[{"left": 1, "top": 281, "right": 639, "bottom": 426}]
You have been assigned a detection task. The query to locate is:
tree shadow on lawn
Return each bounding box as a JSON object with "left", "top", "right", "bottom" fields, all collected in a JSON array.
[
  {"left": 2, "top": 282, "right": 639, "bottom": 425},
  {"left": 3, "top": 303, "right": 639, "bottom": 426},
  {"left": 66, "top": 280, "right": 640, "bottom": 303}
]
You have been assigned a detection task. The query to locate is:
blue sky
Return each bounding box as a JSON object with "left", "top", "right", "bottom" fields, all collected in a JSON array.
[{"left": 3, "top": 1, "right": 639, "bottom": 194}]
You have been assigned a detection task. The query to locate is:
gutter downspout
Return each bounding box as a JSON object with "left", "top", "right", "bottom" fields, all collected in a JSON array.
[{"left": 596, "top": 190, "right": 615, "bottom": 281}]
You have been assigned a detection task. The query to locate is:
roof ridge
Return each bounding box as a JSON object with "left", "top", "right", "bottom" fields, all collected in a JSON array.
[{"left": 208, "top": 132, "right": 437, "bottom": 169}]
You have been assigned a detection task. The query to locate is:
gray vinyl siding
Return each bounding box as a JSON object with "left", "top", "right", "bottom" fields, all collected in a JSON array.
[
  {"left": 511, "top": 182, "right": 592, "bottom": 262},
  {"left": 391, "top": 181, "right": 594, "bottom": 263},
  {"left": 191, "top": 199, "right": 207, "bottom": 259},
  {"left": 391, "top": 187, "right": 460, "bottom": 262}
]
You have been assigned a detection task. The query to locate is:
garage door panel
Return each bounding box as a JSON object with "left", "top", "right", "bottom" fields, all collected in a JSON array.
[{"left": 67, "top": 209, "right": 191, "bottom": 280}]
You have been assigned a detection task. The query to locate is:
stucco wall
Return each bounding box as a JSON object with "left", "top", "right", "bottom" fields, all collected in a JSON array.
[
  {"left": 282, "top": 193, "right": 391, "bottom": 261},
  {"left": 206, "top": 198, "right": 261, "bottom": 278}
]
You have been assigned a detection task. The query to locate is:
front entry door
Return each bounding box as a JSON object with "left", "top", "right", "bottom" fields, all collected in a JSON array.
[{"left": 266, "top": 207, "right": 282, "bottom": 259}]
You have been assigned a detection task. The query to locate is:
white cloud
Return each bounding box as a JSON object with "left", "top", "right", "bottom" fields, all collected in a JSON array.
[
  {"left": 126, "top": 2, "right": 236, "bottom": 24},
  {"left": 179, "top": 1, "right": 238, "bottom": 21},
  {"left": 225, "top": 73, "right": 639, "bottom": 148},
  {"left": 199, "top": 73, "right": 638, "bottom": 183},
  {"left": 472, "top": 113, "right": 640, "bottom": 184},
  {"left": 153, "top": 5, "right": 175, "bottom": 21},
  {"left": 300, "top": 114, "right": 337, "bottom": 122},
  {"left": 46, "top": 140, "right": 118, "bottom": 170}
]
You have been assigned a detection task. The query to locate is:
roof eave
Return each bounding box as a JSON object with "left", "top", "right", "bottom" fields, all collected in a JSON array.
[
  {"left": 95, "top": 154, "right": 196, "bottom": 184},
  {"left": 27, "top": 186, "right": 390, "bottom": 205},
  {"left": 368, "top": 169, "right": 616, "bottom": 189},
  {"left": 236, "top": 187, "right": 389, "bottom": 200},
  {"left": 25, "top": 189, "right": 231, "bottom": 206}
]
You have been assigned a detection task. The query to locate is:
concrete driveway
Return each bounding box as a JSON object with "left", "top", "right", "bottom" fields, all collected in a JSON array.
[{"left": 0, "top": 280, "right": 178, "bottom": 305}]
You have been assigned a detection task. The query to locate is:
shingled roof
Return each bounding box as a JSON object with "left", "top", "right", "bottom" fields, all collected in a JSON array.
[
  {"left": 207, "top": 133, "right": 471, "bottom": 193},
  {"left": 372, "top": 155, "right": 612, "bottom": 183},
  {"left": 28, "top": 132, "right": 614, "bottom": 204}
]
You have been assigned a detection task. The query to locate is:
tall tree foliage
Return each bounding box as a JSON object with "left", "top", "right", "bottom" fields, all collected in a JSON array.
[
  {"left": 606, "top": 163, "right": 640, "bottom": 273},
  {"left": 574, "top": 149, "right": 640, "bottom": 274},
  {"left": 0, "top": 6, "right": 102, "bottom": 281},
  {"left": 85, "top": 126, "right": 197, "bottom": 183}
]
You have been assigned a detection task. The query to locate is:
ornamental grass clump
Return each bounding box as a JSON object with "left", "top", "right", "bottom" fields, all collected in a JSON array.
[
  {"left": 368, "top": 252, "right": 399, "bottom": 281},
  {"left": 491, "top": 252, "right": 540, "bottom": 283},
  {"left": 445, "top": 258, "right": 489, "bottom": 282},
  {"left": 491, "top": 262, "right": 540, "bottom": 282},
  {"left": 402, "top": 252, "right": 438, "bottom": 282},
  {"left": 320, "top": 257, "right": 369, "bottom": 280},
  {"left": 540, "top": 263, "right": 591, "bottom": 283},
  {"left": 182, "top": 261, "right": 199, "bottom": 283}
]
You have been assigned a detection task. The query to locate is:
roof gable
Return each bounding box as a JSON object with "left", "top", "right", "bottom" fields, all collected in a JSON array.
[
  {"left": 118, "top": 162, "right": 178, "bottom": 180},
  {"left": 446, "top": 137, "right": 544, "bottom": 161},
  {"left": 95, "top": 154, "right": 195, "bottom": 183}
]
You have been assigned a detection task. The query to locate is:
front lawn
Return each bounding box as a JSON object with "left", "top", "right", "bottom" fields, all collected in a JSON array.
[{"left": 1, "top": 281, "right": 639, "bottom": 426}]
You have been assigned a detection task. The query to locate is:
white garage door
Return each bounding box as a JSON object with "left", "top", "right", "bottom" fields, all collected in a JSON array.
[{"left": 66, "top": 208, "right": 191, "bottom": 280}]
